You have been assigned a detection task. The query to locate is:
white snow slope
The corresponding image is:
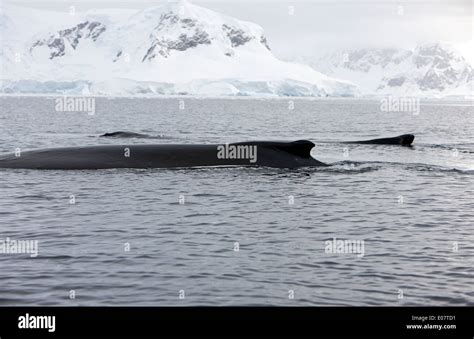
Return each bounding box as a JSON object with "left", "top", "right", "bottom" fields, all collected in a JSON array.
[
  {"left": 0, "top": 1, "right": 358, "bottom": 97},
  {"left": 301, "top": 43, "right": 473, "bottom": 98}
]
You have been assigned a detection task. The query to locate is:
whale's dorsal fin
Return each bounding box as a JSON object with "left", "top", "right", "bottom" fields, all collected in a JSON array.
[
  {"left": 232, "top": 140, "right": 315, "bottom": 159},
  {"left": 398, "top": 134, "right": 415, "bottom": 146},
  {"left": 273, "top": 140, "right": 315, "bottom": 158}
]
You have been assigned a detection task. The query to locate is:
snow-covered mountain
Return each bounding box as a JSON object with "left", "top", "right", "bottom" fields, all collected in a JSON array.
[
  {"left": 0, "top": 1, "right": 358, "bottom": 97},
  {"left": 301, "top": 43, "right": 473, "bottom": 98}
]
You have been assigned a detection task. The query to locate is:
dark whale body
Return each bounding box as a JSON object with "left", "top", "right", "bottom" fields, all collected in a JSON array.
[
  {"left": 345, "top": 134, "right": 414, "bottom": 146},
  {"left": 100, "top": 131, "right": 152, "bottom": 138},
  {"left": 0, "top": 140, "right": 327, "bottom": 169}
]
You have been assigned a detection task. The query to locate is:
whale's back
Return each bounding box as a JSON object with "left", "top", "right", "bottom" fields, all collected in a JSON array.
[{"left": 0, "top": 140, "right": 326, "bottom": 169}]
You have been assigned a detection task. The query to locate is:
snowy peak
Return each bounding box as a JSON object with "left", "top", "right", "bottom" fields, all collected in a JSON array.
[
  {"left": 1, "top": 1, "right": 358, "bottom": 96},
  {"left": 31, "top": 21, "right": 106, "bottom": 59},
  {"left": 28, "top": 1, "right": 271, "bottom": 63},
  {"left": 135, "top": 1, "right": 269, "bottom": 60},
  {"left": 308, "top": 43, "right": 473, "bottom": 97},
  {"left": 142, "top": 12, "right": 212, "bottom": 60},
  {"left": 378, "top": 43, "right": 473, "bottom": 93}
]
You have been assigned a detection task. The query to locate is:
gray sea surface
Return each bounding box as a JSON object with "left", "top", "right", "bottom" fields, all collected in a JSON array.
[{"left": 0, "top": 97, "right": 473, "bottom": 306}]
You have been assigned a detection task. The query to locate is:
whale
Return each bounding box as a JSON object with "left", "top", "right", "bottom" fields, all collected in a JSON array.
[
  {"left": 0, "top": 140, "right": 327, "bottom": 169},
  {"left": 100, "top": 131, "right": 153, "bottom": 138},
  {"left": 343, "top": 134, "right": 414, "bottom": 146},
  {"left": 0, "top": 134, "right": 415, "bottom": 170}
]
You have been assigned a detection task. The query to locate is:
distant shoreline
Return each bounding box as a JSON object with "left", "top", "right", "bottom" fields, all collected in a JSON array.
[{"left": 1, "top": 93, "right": 472, "bottom": 102}]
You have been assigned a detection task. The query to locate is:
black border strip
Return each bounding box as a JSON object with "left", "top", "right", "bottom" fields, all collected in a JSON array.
[{"left": 0, "top": 307, "right": 472, "bottom": 338}]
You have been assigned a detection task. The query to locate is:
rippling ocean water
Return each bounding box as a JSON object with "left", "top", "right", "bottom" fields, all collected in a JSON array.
[{"left": 0, "top": 97, "right": 473, "bottom": 306}]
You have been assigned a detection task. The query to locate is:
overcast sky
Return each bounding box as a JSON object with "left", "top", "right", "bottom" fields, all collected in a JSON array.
[{"left": 5, "top": 0, "right": 473, "bottom": 63}]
